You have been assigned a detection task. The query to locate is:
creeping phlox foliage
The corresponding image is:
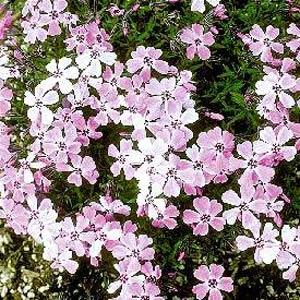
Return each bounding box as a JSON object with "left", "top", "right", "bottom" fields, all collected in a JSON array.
[{"left": 0, "top": 0, "right": 299, "bottom": 299}]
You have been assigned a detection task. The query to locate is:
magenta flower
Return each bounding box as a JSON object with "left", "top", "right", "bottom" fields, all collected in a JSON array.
[
  {"left": 0, "top": 10, "right": 12, "bottom": 40},
  {"left": 183, "top": 197, "right": 225, "bottom": 236},
  {"left": 180, "top": 24, "right": 215, "bottom": 60},
  {"left": 192, "top": 264, "right": 234, "bottom": 300}
]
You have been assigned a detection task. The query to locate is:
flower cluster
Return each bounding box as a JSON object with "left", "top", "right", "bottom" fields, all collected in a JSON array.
[{"left": 0, "top": 0, "right": 300, "bottom": 299}]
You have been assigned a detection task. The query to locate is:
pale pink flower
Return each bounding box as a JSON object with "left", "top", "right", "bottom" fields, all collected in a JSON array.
[
  {"left": 126, "top": 46, "right": 169, "bottom": 79},
  {"left": 180, "top": 24, "right": 215, "bottom": 60},
  {"left": 0, "top": 80, "right": 12, "bottom": 117},
  {"left": 287, "top": 23, "right": 300, "bottom": 61},
  {"left": 108, "top": 139, "right": 142, "bottom": 180},
  {"left": 21, "top": 11, "right": 48, "bottom": 44},
  {"left": 191, "top": 0, "right": 220, "bottom": 13},
  {"left": 183, "top": 197, "right": 225, "bottom": 236},
  {"left": 229, "top": 141, "right": 275, "bottom": 185},
  {"left": 236, "top": 222, "right": 280, "bottom": 264},
  {"left": 221, "top": 186, "right": 259, "bottom": 226},
  {"left": 26, "top": 196, "right": 59, "bottom": 243},
  {"left": 253, "top": 126, "right": 297, "bottom": 162},
  {"left": 197, "top": 127, "right": 235, "bottom": 159},
  {"left": 43, "top": 244, "right": 78, "bottom": 274},
  {"left": 112, "top": 233, "right": 155, "bottom": 261},
  {"left": 38, "top": 0, "right": 68, "bottom": 36},
  {"left": 107, "top": 258, "right": 145, "bottom": 295},
  {"left": 248, "top": 25, "right": 284, "bottom": 62},
  {"left": 192, "top": 264, "right": 233, "bottom": 300},
  {"left": 57, "top": 155, "right": 99, "bottom": 186},
  {"left": 255, "top": 71, "right": 296, "bottom": 109},
  {"left": 59, "top": 216, "right": 89, "bottom": 257}
]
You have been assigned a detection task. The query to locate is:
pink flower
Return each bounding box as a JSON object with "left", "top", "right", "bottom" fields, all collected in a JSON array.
[
  {"left": 192, "top": 264, "right": 233, "bottom": 300},
  {"left": 107, "top": 258, "right": 145, "bottom": 296},
  {"left": 180, "top": 24, "right": 215, "bottom": 60},
  {"left": 287, "top": 23, "right": 300, "bottom": 61},
  {"left": 126, "top": 46, "right": 169, "bottom": 79},
  {"left": 236, "top": 222, "right": 280, "bottom": 264},
  {"left": 248, "top": 25, "right": 284, "bottom": 62},
  {"left": 151, "top": 204, "right": 180, "bottom": 229},
  {"left": 0, "top": 80, "right": 12, "bottom": 117},
  {"left": 197, "top": 127, "right": 235, "bottom": 159},
  {"left": 0, "top": 11, "right": 12, "bottom": 40},
  {"left": 21, "top": 10, "right": 48, "bottom": 44},
  {"left": 112, "top": 233, "right": 155, "bottom": 261},
  {"left": 43, "top": 125, "right": 82, "bottom": 163},
  {"left": 221, "top": 186, "right": 259, "bottom": 226},
  {"left": 107, "top": 4, "right": 125, "bottom": 16},
  {"left": 0, "top": 198, "right": 29, "bottom": 234},
  {"left": 253, "top": 127, "right": 297, "bottom": 162},
  {"left": 191, "top": 0, "right": 220, "bottom": 13},
  {"left": 65, "top": 25, "right": 88, "bottom": 54},
  {"left": 255, "top": 71, "right": 296, "bottom": 109},
  {"left": 38, "top": 0, "right": 68, "bottom": 36},
  {"left": 183, "top": 197, "right": 225, "bottom": 236},
  {"left": 72, "top": 115, "right": 102, "bottom": 146},
  {"left": 229, "top": 141, "right": 275, "bottom": 185},
  {"left": 57, "top": 155, "right": 99, "bottom": 186},
  {"left": 59, "top": 215, "right": 89, "bottom": 257},
  {"left": 108, "top": 139, "right": 142, "bottom": 180},
  {"left": 213, "top": 4, "right": 228, "bottom": 20}
]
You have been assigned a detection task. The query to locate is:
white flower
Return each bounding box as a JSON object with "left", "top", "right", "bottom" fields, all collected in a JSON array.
[
  {"left": 43, "top": 57, "right": 79, "bottom": 94},
  {"left": 137, "top": 183, "right": 167, "bottom": 220},
  {"left": 76, "top": 46, "right": 117, "bottom": 77},
  {"left": 19, "top": 152, "right": 46, "bottom": 183},
  {"left": 0, "top": 54, "right": 12, "bottom": 81},
  {"left": 25, "top": 84, "right": 59, "bottom": 124},
  {"left": 191, "top": 0, "right": 220, "bottom": 13}
]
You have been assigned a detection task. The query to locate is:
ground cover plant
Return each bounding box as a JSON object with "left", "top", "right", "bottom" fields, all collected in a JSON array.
[{"left": 0, "top": 0, "right": 300, "bottom": 299}]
